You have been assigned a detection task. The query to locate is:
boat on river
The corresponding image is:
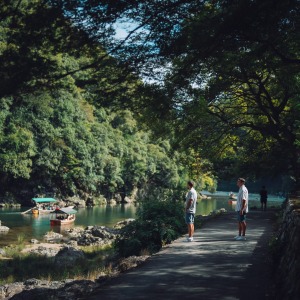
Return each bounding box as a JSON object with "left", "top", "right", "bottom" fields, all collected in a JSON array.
[
  {"left": 31, "top": 198, "right": 59, "bottom": 215},
  {"left": 21, "top": 198, "right": 59, "bottom": 215},
  {"left": 22, "top": 198, "right": 74, "bottom": 215},
  {"left": 50, "top": 207, "right": 77, "bottom": 226}
]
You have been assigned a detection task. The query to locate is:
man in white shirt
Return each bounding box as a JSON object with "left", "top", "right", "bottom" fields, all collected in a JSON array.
[
  {"left": 234, "top": 178, "right": 248, "bottom": 241},
  {"left": 185, "top": 180, "right": 197, "bottom": 242}
]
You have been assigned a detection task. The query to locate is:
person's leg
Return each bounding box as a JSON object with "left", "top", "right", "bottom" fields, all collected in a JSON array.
[
  {"left": 241, "top": 221, "right": 247, "bottom": 236},
  {"left": 238, "top": 222, "right": 242, "bottom": 236},
  {"left": 190, "top": 223, "right": 194, "bottom": 237},
  {"left": 264, "top": 201, "right": 267, "bottom": 211},
  {"left": 187, "top": 224, "right": 192, "bottom": 237}
]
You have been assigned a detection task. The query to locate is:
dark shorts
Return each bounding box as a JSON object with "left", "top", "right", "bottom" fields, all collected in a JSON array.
[
  {"left": 185, "top": 213, "right": 195, "bottom": 224},
  {"left": 237, "top": 211, "right": 246, "bottom": 222}
]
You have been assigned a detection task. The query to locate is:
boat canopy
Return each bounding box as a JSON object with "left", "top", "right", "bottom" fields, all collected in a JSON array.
[
  {"left": 32, "top": 198, "right": 56, "bottom": 203},
  {"left": 52, "top": 208, "right": 77, "bottom": 214}
]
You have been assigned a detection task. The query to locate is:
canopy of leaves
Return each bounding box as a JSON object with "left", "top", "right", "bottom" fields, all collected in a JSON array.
[
  {"left": 1, "top": 0, "right": 210, "bottom": 201},
  {"left": 56, "top": 0, "right": 300, "bottom": 188}
]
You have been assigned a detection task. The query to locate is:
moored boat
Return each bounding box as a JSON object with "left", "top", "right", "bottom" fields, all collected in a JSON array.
[
  {"left": 21, "top": 198, "right": 59, "bottom": 215},
  {"left": 50, "top": 207, "right": 77, "bottom": 226},
  {"left": 32, "top": 198, "right": 59, "bottom": 214}
]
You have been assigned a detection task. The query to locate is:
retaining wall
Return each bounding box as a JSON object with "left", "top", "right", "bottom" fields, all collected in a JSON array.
[{"left": 275, "top": 199, "right": 300, "bottom": 300}]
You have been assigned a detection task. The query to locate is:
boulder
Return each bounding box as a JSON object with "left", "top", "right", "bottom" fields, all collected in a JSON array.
[
  {"left": 91, "top": 226, "right": 116, "bottom": 240},
  {"left": 30, "top": 239, "right": 39, "bottom": 244},
  {"left": 114, "top": 194, "right": 122, "bottom": 204},
  {"left": 0, "top": 226, "right": 9, "bottom": 232},
  {"left": 118, "top": 255, "right": 150, "bottom": 272},
  {"left": 77, "top": 233, "right": 103, "bottom": 246},
  {"left": 107, "top": 199, "right": 117, "bottom": 205},
  {"left": 114, "top": 219, "right": 135, "bottom": 229},
  {"left": 65, "top": 227, "right": 84, "bottom": 239},
  {"left": 44, "top": 231, "right": 63, "bottom": 242},
  {"left": 54, "top": 247, "right": 85, "bottom": 266},
  {"left": 28, "top": 246, "right": 61, "bottom": 257},
  {"left": 65, "top": 196, "right": 86, "bottom": 208},
  {"left": 123, "top": 197, "right": 132, "bottom": 204},
  {"left": 0, "top": 282, "right": 24, "bottom": 299}
]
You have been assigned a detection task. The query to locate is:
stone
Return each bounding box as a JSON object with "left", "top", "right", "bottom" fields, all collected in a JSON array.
[
  {"left": 44, "top": 231, "right": 63, "bottom": 242},
  {"left": 114, "top": 218, "right": 135, "bottom": 229},
  {"left": 107, "top": 199, "right": 117, "bottom": 205},
  {"left": 30, "top": 239, "right": 39, "bottom": 244},
  {"left": 54, "top": 246, "right": 84, "bottom": 266},
  {"left": 0, "top": 226, "right": 9, "bottom": 232},
  {"left": 118, "top": 255, "right": 150, "bottom": 272},
  {"left": 2, "top": 282, "right": 24, "bottom": 299},
  {"left": 29, "top": 246, "right": 61, "bottom": 257},
  {"left": 123, "top": 196, "right": 132, "bottom": 203}
]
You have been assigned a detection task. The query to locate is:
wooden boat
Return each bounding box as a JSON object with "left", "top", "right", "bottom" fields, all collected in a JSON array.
[
  {"left": 50, "top": 207, "right": 77, "bottom": 226},
  {"left": 22, "top": 198, "right": 74, "bottom": 215},
  {"left": 22, "top": 198, "right": 58, "bottom": 215}
]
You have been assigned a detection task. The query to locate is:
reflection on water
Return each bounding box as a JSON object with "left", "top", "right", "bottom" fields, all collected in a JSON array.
[
  {"left": 0, "top": 194, "right": 285, "bottom": 247},
  {"left": 197, "top": 194, "right": 284, "bottom": 216},
  {"left": 51, "top": 223, "right": 75, "bottom": 234},
  {"left": 0, "top": 204, "right": 138, "bottom": 246}
]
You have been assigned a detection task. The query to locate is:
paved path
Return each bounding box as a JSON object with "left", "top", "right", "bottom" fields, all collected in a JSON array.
[{"left": 84, "top": 211, "right": 276, "bottom": 300}]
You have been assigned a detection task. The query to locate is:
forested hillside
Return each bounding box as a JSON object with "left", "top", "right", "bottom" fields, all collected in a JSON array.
[
  {"left": 1, "top": 0, "right": 299, "bottom": 202},
  {"left": 0, "top": 1, "right": 206, "bottom": 203}
]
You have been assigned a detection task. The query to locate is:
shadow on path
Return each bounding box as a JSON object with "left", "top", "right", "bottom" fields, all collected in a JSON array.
[
  {"left": 83, "top": 210, "right": 276, "bottom": 300},
  {"left": 9, "top": 210, "right": 277, "bottom": 300}
]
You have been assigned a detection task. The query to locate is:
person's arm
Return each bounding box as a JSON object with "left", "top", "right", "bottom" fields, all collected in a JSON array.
[
  {"left": 240, "top": 199, "right": 246, "bottom": 215},
  {"left": 186, "top": 199, "right": 193, "bottom": 211}
]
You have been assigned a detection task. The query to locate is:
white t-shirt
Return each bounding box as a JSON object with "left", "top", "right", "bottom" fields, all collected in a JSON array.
[
  {"left": 185, "top": 187, "right": 197, "bottom": 214},
  {"left": 236, "top": 185, "right": 248, "bottom": 213}
]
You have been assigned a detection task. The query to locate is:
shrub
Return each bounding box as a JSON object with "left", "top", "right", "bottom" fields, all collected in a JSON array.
[{"left": 115, "top": 199, "right": 186, "bottom": 257}]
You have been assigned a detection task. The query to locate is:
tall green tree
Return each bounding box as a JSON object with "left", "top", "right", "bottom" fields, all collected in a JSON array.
[
  {"left": 0, "top": 0, "right": 187, "bottom": 200},
  {"left": 58, "top": 0, "right": 300, "bottom": 189}
]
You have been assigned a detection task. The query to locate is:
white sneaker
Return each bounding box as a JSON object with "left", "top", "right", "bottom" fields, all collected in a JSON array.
[
  {"left": 234, "top": 236, "right": 241, "bottom": 240},
  {"left": 236, "top": 236, "right": 246, "bottom": 241},
  {"left": 187, "top": 237, "right": 194, "bottom": 242}
]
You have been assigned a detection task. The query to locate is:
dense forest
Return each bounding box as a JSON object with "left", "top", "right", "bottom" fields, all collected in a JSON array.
[
  {"left": 0, "top": 0, "right": 216, "bottom": 203},
  {"left": 0, "top": 0, "right": 299, "bottom": 203}
]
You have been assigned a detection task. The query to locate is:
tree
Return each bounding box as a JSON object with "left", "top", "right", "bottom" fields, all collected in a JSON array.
[
  {"left": 0, "top": 0, "right": 186, "bottom": 200},
  {"left": 59, "top": 0, "right": 300, "bottom": 189}
]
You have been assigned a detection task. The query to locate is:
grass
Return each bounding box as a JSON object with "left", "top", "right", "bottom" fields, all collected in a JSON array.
[
  {"left": 3, "top": 234, "right": 27, "bottom": 258},
  {"left": 0, "top": 244, "right": 116, "bottom": 285}
]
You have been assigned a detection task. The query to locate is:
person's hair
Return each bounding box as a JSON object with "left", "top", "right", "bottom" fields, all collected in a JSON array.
[
  {"left": 187, "top": 180, "right": 194, "bottom": 187},
  {"left": 238, "top": 178, "right": 246, "bottom": 183}
]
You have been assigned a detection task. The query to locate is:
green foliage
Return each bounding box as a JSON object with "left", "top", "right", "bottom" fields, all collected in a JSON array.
[
  {"left": 60, "top": 0, "right": 300, "bottom": 187},
  {"left": 0, "top": 1, "right": 187, "bottom": 199},
  {"left": 115, "top": 198, "right": 186, "bottom": 257}
]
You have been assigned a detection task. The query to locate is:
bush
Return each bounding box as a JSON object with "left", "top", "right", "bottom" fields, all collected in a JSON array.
[{"left": 115, "top": 199, "right": 186, "bottom": 257}]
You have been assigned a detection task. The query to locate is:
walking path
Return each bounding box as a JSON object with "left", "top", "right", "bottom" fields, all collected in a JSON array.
[{"left": 83, "top": 210, "right": 276, "bottom": 300}]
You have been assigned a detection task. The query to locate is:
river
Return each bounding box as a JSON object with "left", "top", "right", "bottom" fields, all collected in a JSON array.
[{"left": 0, "top": 193, "right": 285, "bottom": 247}]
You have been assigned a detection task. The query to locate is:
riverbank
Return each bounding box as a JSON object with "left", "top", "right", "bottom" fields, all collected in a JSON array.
[
  {"left": 0, "top": 209, "right": 279, "bottom": 300},
  {"left": 2, "top": 202, "right": 298, "bottom": 300},
  {"left": 0, "top": 218, "right": 147, "bottom": 299}
]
